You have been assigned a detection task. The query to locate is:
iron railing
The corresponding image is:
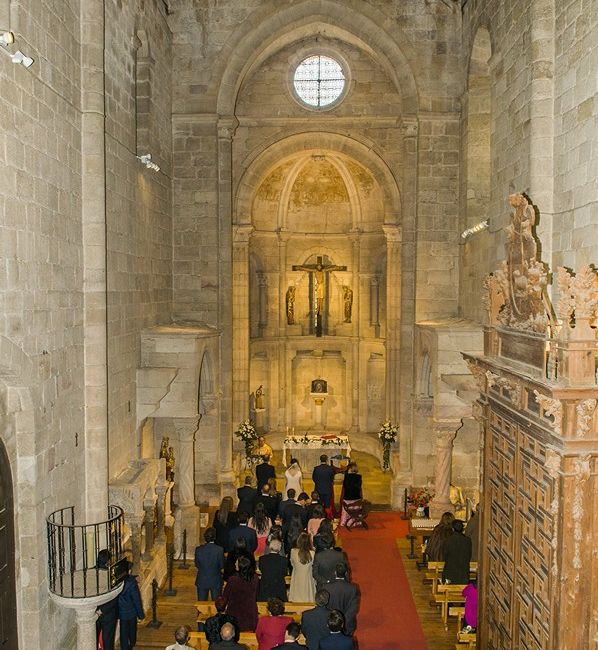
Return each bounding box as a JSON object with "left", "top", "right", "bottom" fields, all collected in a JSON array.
[{"left": 46, "top": 505, "right": 125, "bottom": 598}]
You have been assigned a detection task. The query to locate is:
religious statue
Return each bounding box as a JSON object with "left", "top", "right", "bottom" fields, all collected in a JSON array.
[
  {"left": 342, "top": 285, "right": 353, "bottom": 323},
  {"left": 286, "top": 285, "right": 296, "bottom": 325},
  {"left": 255, "top": 385, "right": 264, "bottom": 410},
  {"left": 159, "top": 436, "right": 169, "bottom": 459},
  {"left": 166, "top": 446, "right": 175, "bottom": 481},
  {"left": 292, "top": 256, "right": 347, "bottom": 335}
]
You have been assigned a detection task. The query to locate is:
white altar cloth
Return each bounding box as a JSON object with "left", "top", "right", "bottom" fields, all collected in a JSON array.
[{"left": 282, "top": 434, "right": 351, "bottom": 476}]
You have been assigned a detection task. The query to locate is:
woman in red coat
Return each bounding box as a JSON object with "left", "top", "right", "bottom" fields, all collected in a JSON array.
[
  {"left": 255, "top": 598, "right": 293, "bottom": 650},
  {"left": 223, "top": 555, "right": 259, "bottom": 631}
]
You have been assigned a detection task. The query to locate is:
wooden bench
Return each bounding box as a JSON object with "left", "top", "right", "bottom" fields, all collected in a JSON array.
[
  {"left": 196, "top": 600, "right": 315, "bottom": 625},
  {"left": 456, "top": 630, "right": 477, "bottom": 647},
  {"left": 189, "top": 630, "right": 259, "bottom": 649},
  {"left": 437, "top": 584, "right": 467, "bottom": 630}
]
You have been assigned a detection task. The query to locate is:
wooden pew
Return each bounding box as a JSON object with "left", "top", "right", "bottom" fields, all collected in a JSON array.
[
  {"left": 188, "top": 630, "right": 259, "bottom": 649},
  {"left": 437, "top": 584, "right": 467, "bottom": 630},
  {"left": 456, "top": 629, "right": 477, "bottom": 648},
  {"left": 196, "top": 600, "right": 315, "bottom": 625}
]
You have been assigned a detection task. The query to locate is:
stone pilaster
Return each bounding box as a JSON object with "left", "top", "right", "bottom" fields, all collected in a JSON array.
[
  {"left": 142, "top": 497, "right": 156, "bottom": 561},
  {"left": 155, "top": 477, "right": 167, "bottom": 542},
  {"left": 383, "top": 224, "right": 402, "bottom": 424},
  {"left": 429, "top": 421, "right": 459, "bottom": 518},
  {"left": 128, "top": 515, "right": 143, "bottom": 572},
  {"left": 173, "top": 416, "right": 202, "bottom": 548}
]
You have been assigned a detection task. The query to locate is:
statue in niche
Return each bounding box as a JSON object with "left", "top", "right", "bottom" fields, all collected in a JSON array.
[
  {"left": 166, "top": 446, "right": 175, "bottom": 481},
  {"left": 286, "top": 286, "right": 296, "bottom": 325},
  {"left": 342, "top": 285, "right": 353, "bottom": 323},
  {"left": 159, "top": 436, "right": 169, "bottom": 459},
  {"left": 255, "top": 385, "right": 264, "bottom": 410}
]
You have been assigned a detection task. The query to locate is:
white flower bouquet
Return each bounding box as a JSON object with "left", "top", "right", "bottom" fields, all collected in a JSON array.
[
  {"left": 378, "top": 420, "right": 398, "bottom": 470},
  {"left": 234, "top": 420, "right": 258, "bottom": 459}
]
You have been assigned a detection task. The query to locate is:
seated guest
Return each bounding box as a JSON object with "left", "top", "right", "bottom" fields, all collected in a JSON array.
[
  {"left": 323, "top": 564, "right": 358, "bottom": 635},
  {"left": 306, "top": 504, "right": 326, "bottom": 540},
  {"left": 214, "top": 496, "right": 238, "bottom": 549},
  {"left": 442, "top": 520, "right": 472, "bottom": 585},
  {"left": 223, "top": 555, "right": 259, "bottom": 632},
  {"left": 223, "top": 538, "right": 255, "bottom": 582},
  {"left": 203, "top": 596, "right": 239, "bottom": 644},
  {"left": 249, "top": 501, "right": 273, "bottom": 557},
  {"left": 228, "top": 510, "right": 258, "bottom": 554},
  {"left": 208, "top": 622, "right": 248, "bottom": 650},
  {"left": 289, "top": 532, "right": 316, "bottom": 603},
  {"left": 318, "top": 610, "right": 355, "bottom": 650},
  {"left": 258, "top": 539, "right": 288, "bottom": 602},
  {"left": 462, "top": 580, "right": 478, "bottom": 632},
  {"left": 194, "top": 527, "right": 224, "bottom": 600},
  {"left": 301, "top": 590, "right": 330, "bottom": 650},
  {"left": 339, "top": 463, "right": 362, "bottom": 527},
  {"left": 166, "top": 625, "right": 194, "bottom": 650},
  {"left": 237, "top": 476, "right": 257, "bottom": 516},
  {"left": 272, "top": 621, "right": 307, "bottom": 649},
  {"left": 425, "top": 511, "right": 455, "bottom": 562},
  {"left": 306, "top": 491, "right": 321, "bottom": 521},
  {"left": 256, "top": 483, "right": 279, "bottom": 523},
  {"left": 312, "top": 533, "right": 345, "bottom": 591},
  {"left": 255, "top": 598, "right": 293, "bottom": 650}
]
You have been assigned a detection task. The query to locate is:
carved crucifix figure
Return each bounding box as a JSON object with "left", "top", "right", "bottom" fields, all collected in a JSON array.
[{"left": 292, "top": 256, "right": 347, "bottom": 336}]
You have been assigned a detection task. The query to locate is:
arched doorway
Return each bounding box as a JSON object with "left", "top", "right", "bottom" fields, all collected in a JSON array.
[{"left": 0, "top": 437, "right": 18, "bottom": 648}]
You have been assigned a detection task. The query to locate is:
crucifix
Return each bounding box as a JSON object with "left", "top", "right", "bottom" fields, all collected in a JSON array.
[{"left": 292, "top": 256, "right": 347, "bottom": 336}]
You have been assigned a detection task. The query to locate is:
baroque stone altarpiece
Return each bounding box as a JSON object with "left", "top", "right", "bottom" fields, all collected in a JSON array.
[{"left": 464, "top": 194, "right": 598, "bottom": 650}]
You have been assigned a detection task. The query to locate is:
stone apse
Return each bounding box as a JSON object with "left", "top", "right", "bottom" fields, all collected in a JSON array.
[{"left": 232, "top": 140, "right": 402, "bottom": 438}]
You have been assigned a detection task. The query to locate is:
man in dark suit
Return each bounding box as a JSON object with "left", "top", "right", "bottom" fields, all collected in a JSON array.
[
  {"left": 95, "top": 549, "right": 119, "bottom": 650},
  {"left": 209, "top": 622, "right": 248, "bottom": 649},
  {"left": 301, "top": 589, "right": 330, "bottom": 650},
  {"left": 282, "top": 492, "right": 308, "bottom": 529},
  {"left": 258, "top": 539, "right": 288, "bottom": 601},
  {"left": 256, "top": 454, "right": 276, "bottom": 492},
  {"left": 306, "top": 491, "right": 321, "bottom": 521},
  {"left": 194, "top": 527, "right": 224, "bottom": 600},
  {"left": 442, "top": 519, "right": 472, "bottom": 585},
  {"left": 324, "top": 563, "right": 359, "bottom": 635},
  {"left": 318, "top": 610, "right": 355, "bottom": 649},
  {"left": 312, "top": 533, "right": 345, "bottom": 590},
  {"left": 255, "top": 483, "right": 278, "bottom": 522},
  {"left": 312, "top": 455, "right": 344, "bottom": 511},
  {"left": 227, "top": 511, "right": 258, "bottom": 554},
  {"left": 272, "top": 621, "right": 307, "bottom": 649},
  {"left": 278, "top": 488, "right": 296, "bottom": 518},
  {"left": 237, "top": 476, "right": 257, "bottom": 515}
]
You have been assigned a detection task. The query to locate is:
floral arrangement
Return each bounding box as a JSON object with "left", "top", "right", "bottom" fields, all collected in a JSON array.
[
  {"left": 408, "top": 486, "right": 434, "bottom": 509},
  {"left": 284, "top": 435, "right": 345, "bottom": 447},
  {"left": 234, "top": 420, "right": 258, "bottom": 460},
  {"left": 378, "top": 421, "right": 399, "bottom": 470}
]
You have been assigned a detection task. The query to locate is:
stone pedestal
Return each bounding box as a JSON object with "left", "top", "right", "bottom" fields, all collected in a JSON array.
[
  {"left": 254, "top": 408, "right": 266, "bottom": 432},
  {"left": 311, "top": 392, "right": 327, "bottom": 428}
]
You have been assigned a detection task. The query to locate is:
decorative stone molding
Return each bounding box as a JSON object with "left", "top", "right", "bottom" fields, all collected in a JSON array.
[
  {"left": 557, "top": 265, "right": 598, "bottom": 323},
  {"left": 466, "top": 359, "right": 487, "bottom": 392},
  {"left": 400, "top": 118, "right": 418, "bottom": 138},
  {"left": 533, "top": 390, "right": 562, "bottom": 435},
  {"left": 233, "top": 224, "right": 253, "bottom": 244},
  {"left": 217, "top": 116, "right": 239, "bottom": 140},
  {"left": 485, "top": 371, "right": 522, "bottom": 407},
  {"left": 492, "top": 193, "right": 549, "bottom": 333},
  {"left": 575, "top": 399, "right": 597, "bottom": 438}
]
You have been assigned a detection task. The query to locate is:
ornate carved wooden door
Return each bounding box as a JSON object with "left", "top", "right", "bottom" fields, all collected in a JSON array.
[{"left": 0, "top": 439, "right": 18, "bottom": 648}]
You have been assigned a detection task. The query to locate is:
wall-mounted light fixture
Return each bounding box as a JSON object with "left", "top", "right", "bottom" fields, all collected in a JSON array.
[
  {"left": 461, "top": 219, "right": 489, "bottom": 241},
  {"left": 0, "top": 30, "right": 34, "bottom": 68},
  {"left": 136, "top": 153, "right": 160, "bottom": 172}
]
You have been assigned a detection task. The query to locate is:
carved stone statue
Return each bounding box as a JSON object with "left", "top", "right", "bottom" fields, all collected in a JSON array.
[
  {"left": 166, "top": 446, "right": 175, "bottom": 481},
  {"left": 286, "top": 285, "right": 296, "bottom": 325},
  {"left": 159, "top": 436, "right": 169, "bottom": 460},
  {"left": 255, "top": 385, "right": 264, "bottom": 410},
  {"left": 342, "top": 285, "right": 353, "bottom": 323}
]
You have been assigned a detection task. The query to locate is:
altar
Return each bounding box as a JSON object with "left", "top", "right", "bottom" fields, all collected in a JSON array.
[{"left": 282, "top": 434, "right": 351, "bottom": 477}]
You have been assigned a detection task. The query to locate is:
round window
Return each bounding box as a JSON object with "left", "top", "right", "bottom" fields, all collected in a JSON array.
[{"left": 293, "top": 55, "right": 346, "bottom": 109}]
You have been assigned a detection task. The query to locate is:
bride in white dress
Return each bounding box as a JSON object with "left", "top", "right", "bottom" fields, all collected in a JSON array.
[{"left": 284, "top": 457, "right": 303, "bottom": 500}]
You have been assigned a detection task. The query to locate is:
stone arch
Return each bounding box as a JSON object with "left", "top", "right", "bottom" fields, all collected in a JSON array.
[
  {"left": 215, "top": 0, "right": 419, "bottom": 115},
  {"left": 0, "top": 336, "right": 39, "bottom": 648},
  {"left": 0, "top": 436, "right": 17, "bottom": 648},
  {"left": 236, "top": 132, "right": 401, "bottom": 226}
]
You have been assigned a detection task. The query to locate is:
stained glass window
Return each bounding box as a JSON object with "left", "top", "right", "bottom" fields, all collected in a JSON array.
[{"left": 293, "top": 55, "right": 346, "bottom": 108}]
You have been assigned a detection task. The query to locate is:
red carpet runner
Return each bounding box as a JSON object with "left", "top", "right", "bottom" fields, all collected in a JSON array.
[{"left": 338, "top": 512, "right": 428, "bottom": 650}]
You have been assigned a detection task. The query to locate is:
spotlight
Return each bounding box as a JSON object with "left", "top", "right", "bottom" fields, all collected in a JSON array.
[
  {"left": 461, "top": 219, "right": 489, "bottom": 240},
  {"left": 0, "top": 31, "right": 14, "bottom": 46},
  {"left": 136, "top": 153, "right": 160, "bottom": 172},
  {"left": 11, "top": 50, "right": 34, "bottom": 68}
]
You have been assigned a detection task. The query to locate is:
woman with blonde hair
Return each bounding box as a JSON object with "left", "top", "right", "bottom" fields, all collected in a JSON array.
[{"left": 288, "top": 531, "right": 316, "bottom": 602}]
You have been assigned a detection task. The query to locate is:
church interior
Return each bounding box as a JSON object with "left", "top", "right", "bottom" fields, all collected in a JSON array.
[{"left": 0, "top": 0, "right": 597, "bottom": 648}]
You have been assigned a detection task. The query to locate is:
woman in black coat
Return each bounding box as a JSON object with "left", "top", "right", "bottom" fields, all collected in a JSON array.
[
  {"left": 213, "top": 496, "right": 238, "bottom": 549},
  {"left": 340, "top": 463, "right": 362, "bottom": 526}
]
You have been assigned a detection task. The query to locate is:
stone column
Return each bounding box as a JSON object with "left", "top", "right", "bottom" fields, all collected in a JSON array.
[
  {"left": 350, "top": 232, "right": 360, "bottom": 432},
  {"left": 141, "top": 497, "right": 156, "bottom": 561},
  {"left": 128, "top": 515, "right": 143, "bottom": 572},
  {"left": 173, "top": 416, "right": 202, "bottom": 547},
  {"left": 217, "top": 117, "right": 238, "bottom": 484},
  {"left": 278, "top": 230, "right": 291, "bottom": 431},
  {"left": 81, "top": 0, "right": 108, "bottom": 522},
  {"left": 155, "top": 477, "right": 167, "bottom": 542},
  {"left": 383, "top": 224, "right": 402, "bottom": 424},
  {"left": 232, "top": 224, "right": 253, "bottom": 426},
  {"left": 429, "top": 421, "right": 459, "bottom": 518}
]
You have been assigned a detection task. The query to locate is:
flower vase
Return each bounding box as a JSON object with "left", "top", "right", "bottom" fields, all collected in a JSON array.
[{"left": 415, "top": 506, "right": 426, "bottom": 518}]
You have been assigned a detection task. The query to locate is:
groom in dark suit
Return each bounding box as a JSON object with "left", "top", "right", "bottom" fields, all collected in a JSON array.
[
  {"left": 312, "top": 455, "right": 345, "bottom": 512},
  {"left": 194, "top": 527, "right": 224, "bottom": 600}
]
